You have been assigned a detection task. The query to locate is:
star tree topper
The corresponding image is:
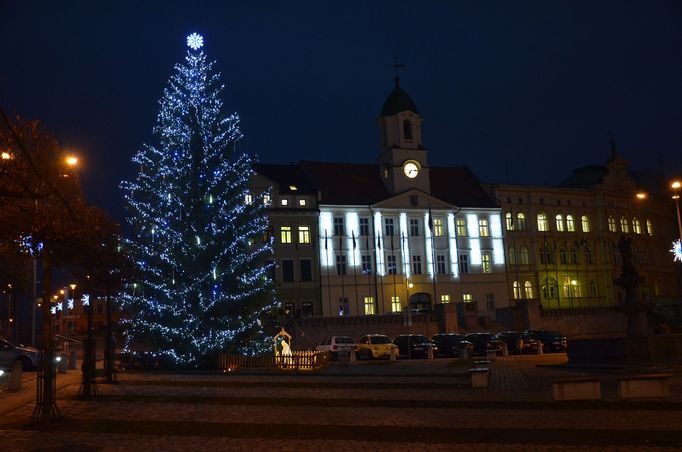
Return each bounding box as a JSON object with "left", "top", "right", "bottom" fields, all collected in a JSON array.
[
  {"left": 187, "top": 33, "right": 204, "bottom": 50},
  {"left": 671, "top": 239, "right": 682, "bottom": 263}
]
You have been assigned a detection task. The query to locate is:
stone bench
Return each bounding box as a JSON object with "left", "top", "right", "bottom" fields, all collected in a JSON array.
[
  {"left": 469, "top": 367, "right": 490, "bottom": 388},
  {"left": 618, "top": 373, "right": 672, "bottom": 400},
  {"left": 552, "top": 377, "right": 601, "bottom": 401}
]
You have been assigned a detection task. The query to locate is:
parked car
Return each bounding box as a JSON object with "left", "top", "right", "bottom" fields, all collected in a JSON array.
[
  {"left": 464, "top": 332, "right": 507, "bottom": 356},
  {"left": 522, "top": 330, "right": 568, "bottom": 353},
  {"left": 316, "top": 336, "right": 357, "bottom": 359},
  {"left": 493, "top": 331, "right": 541, "bottom": 355},
  {"left": 393, "top": 334, "right": 438, "bottom": 359},
  {"left": 0, "top": 337, "right": 39, "bottom": 371},
  {"left": 357, "top": 334, "right": 398, "bottom": 360},
  {"left": 431, "top": 333, "right": 474, "bottom": 358}
]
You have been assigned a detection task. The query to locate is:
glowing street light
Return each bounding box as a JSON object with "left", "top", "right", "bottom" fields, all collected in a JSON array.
[
  {"left": 65, "top": 155, "right": 79, "bottom": 167},
  {"left": 635, "top": 192, "right": 647, "bottom": 200},
  {"left": 1, "top": 151, "right": 12, "bottom": 160}
]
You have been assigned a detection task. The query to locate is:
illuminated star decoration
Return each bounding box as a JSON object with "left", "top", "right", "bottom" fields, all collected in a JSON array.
[
  {"left": 671, "top": 239, "right": 682, "bottom": 263},
  {"left": 186, "top": 33, "right": 204, "bottom": 50}
]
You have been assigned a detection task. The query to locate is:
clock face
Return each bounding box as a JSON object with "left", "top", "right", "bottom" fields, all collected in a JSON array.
[{"left": 403, "top": 162, "right": 419, "bottom": 179}]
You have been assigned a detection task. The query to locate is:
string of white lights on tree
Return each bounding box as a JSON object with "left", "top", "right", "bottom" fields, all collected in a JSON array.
[{"left": 120, "top": 33, "right": 278, "bottom": 366}]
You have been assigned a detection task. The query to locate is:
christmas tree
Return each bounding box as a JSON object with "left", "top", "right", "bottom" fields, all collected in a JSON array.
[{"left": 120, "top": 33, "right": 277, "bottom": 367}]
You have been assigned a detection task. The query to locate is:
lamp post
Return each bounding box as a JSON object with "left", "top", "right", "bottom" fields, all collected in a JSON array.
[{"left": 672, "top": 181, "right": 682, "bottom": 241}]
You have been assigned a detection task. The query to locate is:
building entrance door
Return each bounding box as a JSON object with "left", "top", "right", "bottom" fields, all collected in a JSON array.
[{"left": 410, "top": 292, "right": 431, "bottom": 313}]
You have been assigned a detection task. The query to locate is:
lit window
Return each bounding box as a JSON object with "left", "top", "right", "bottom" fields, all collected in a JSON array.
[
  {"left": 441, "top": 294, "right": 451, "bottom": 303},
  {"left": 508, "top": 247, "right": 516, "bottom": 265},
  {"left": 410, "top": 219, "right": 419, "bottom": 236},
  {"left": 478, "top": 218, "right": 489, "bottom": 237},
  {"left": 244, "top": 193, "right": 253, "bottom": 204},
  {"left": 433, "top": 218, "right": 444, "bottom": 237},
  {"left": 361, "top": 255, "right": 372, "bottom": 274},
  {"left": 537, "top": 213, "right": 548, "bottom": 231},
  {"left": 646, "top": 219, "right": 653, "bottom": 235},
  {"left": 608, "top": 216, "right": 617, "bottom": 232},
  {"left": 281, "top": 198, "right": 289, "bottom": 206},
  {"left": 519, "top": 246, "right": 529, "bottom": 265},
  {"left": 566, "top": 215, "right": 575, "bottom": 232},
  {"left": 334, "top": 217, "right": 344, "bottom": 236},
  {"left": 542, "top": 278, "right": 558, "bottom": 299},
  {"left": 524, "top": 281, "right": 534, "bottom": 298},
  {"left": 298, "top": 226, "right": 310, "bottom": 244},
  {"left": 620, "top": 217, "right": 629, "bottom": 233},
  {"left": 633, "top": 218, "right": 641, "bottom": 234},
  {"left": 555, "top": 214, "right": 564, "bottom": 232},
  {"left": 505, "top": 212, "right": 514, "bottom": 230},
  {"left": 364, "top": 297, "right": 375, "bottom": 315},
  {"left": 298, "top": 199, "right": 306, "bottom": 207},
  {"left": 391, "top": 296, "right": 401, "bottom": 313},
  {"left": 456, "top": 218, "right": 467, "bottom": 236},
  {"left": 263, "top": 194, "right": 271, "bottom": 205},
  {"left": 581, "top": 215, "right": 590, "bottom": 232},
  {"left": 516, "top": 213, "right": 527, "bottom": 230},
  {"left": 481, "top": 253, "right": 491, "bottom": 273},
  {"left": 385, "top": 218, "right": 395, "bottom": 236},
  {"left": 289, "top": 185, "right": 298, "bottom": 191},
  {"left": 512, "top": 281, "right": 521, "bottom": 299},
  {"left": 280, "top": 226, "right": 292, "bottom": 244},
  {"left": 462, "top": 293, "right": 472, "bottom": 303}
]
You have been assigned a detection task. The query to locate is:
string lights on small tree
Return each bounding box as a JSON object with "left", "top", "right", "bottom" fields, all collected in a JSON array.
[{"left": 120, "top": 33, "right": 277, "bottom": 367}]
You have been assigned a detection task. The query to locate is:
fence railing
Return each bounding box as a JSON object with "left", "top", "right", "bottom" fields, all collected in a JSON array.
[{"left": 218, "top": 350, "right": 329, "bottom": 372}]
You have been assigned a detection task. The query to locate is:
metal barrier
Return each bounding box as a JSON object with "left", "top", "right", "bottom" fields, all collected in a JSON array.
[{"left": 218, "top": 351, "right": 329, "bottom": 372}]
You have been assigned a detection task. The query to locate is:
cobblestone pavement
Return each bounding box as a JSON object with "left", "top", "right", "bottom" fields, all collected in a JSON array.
[{"left": 1, "top": 354, "right": 681, "bottom": 451}]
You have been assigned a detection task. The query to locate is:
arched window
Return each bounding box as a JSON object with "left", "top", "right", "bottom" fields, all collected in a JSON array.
[
  {"left": 516, "top": 213, "right": 527, "bottom": 230},
  {"left": 505, "top": 212, "right": 514, "bottom": 230},
  {"left": 608, "top": 216, "right": 617, "bottom": 232},
  {"left": 508, "top": 246, "right": 516, "bottom": 265},
  {"left": 566, "top": 215, "right": 575, "bottom": 232},
  {"left": 542, "top": 277, "right": 558, "bottom": 299},
  {"left": 403, "top": 120, "right": 413, "bottom": 140},
  {"left": 519, "top": 246, "right": 530, "bottom": 265},
  {"left": 620, "top": 216, "right": 629, "bottom": 233},
  {"left": 633, "top": 217, "right": 641, "bottom": 234},
  {"left": 512, "top": 281, "right": 521, "bottom": 299},
  {"left": 581, "top": 215, "right": 590, "bottom": 232},
  {"left": 559, "top": 248, "right": 568, "bottom": 264},
  {"left": 524, "top": 281, "right": 534, "bottom": 299},
  {"left": 555, "top": 214, "right": 564, "bottom": 232},
  {"left": 569, "top": 248, "right": 577, "bottom": 264},
  {"left": 540, "top": 246, "right": 555, "bottom": 265},
  {"left": 584, "top": 247, "right": 593, "bottom": 264},
  {"left": 646, "top": 219, "right": 653, "bottom": 235},
  {"left": 588, "top": 280, "right": 597, "bottom": 297},
  {"left": 537, "top": 213, "right": 548, "bottom": 231}
]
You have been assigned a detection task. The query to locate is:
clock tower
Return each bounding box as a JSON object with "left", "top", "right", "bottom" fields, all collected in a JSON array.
[{"left": 377, "top": 77, "right": 430, "bottom": 195}]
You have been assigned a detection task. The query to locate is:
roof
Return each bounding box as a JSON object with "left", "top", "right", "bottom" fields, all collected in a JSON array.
[
  {"left": 380, "top": 77, "right": 419, "bottom": 116},
  {"left": 300, "top": 161, "right": 390, "bottom": 205},
  {"left": 253, "top": 163, "right": 316, "bottom": 194},
  {"left": 429, "top": 166, "right": 498, "bottom": 208},
  {"left": 558, "top": 165, "right": 607, "bottom": 188}
]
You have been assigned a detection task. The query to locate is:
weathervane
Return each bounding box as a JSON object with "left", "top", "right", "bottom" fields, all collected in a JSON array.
[{"left": 187, "top": 33, "right": 204, "bottom": 50}]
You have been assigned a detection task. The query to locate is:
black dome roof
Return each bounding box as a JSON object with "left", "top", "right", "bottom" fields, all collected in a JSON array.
[{"left": 380, "top": 77, "right": 418, "bottom": 116}]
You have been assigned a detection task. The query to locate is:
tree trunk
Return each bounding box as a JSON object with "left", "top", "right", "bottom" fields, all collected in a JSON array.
[{"left": 33, "top": 254, "right": 58, "bottom": 424}]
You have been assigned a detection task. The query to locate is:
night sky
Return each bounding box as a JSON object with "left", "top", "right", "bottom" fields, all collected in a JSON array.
[{"left": 2, "top": 1, "right": 681, "bottom": 222}]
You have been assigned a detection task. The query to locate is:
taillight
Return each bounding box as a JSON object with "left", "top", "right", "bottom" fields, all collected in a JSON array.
[{"left": 332, "top": 345, "right": 337, "bottom": 350}]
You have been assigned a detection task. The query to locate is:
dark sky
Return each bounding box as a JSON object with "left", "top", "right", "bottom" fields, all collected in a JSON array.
[{"left": 2, "top": 1, "right": 681, "bottom": 222}]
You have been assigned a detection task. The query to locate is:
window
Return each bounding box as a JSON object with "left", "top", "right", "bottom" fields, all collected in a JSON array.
[
  {"left": 412, "top": 255, "right": 422, "bottom": 274},
  {"left": 281, "top": 198, "right": 289, "bottom": 206},
  {"left": 387, "top": 255, "right": 397, "bottom": 274},
  {"left": 364, "top": 297, "right": 375, "bottom": 315},
  {"left": 361, "top": 255, "right": 372, "bottom": 274},
  {"left": 481, "top": 253, "right": 491, "bottom": 273},
  {"left": 433, "top": 218, "right": 444, "bottom": 237},
  {"left": 566, "top": 215, "right": 575, "bottom": 232},
  {"left": 359, "top": 218, "right": 369, "bottom": 236},
  {"left": 524, "top": 281, "right": 534, "bottom": 299},
  {"left": 403, "top": 120, "right": 413, "bottom": 140},
  {"left": 282, "top": 259, "right": 294, "bottom": 282},
  {"left": 436, "top": 255, "right": 446, "bottom": 274},
  {"left": 462, "top": 294, "right": 472, "bottom": 303},
  {"left": 280, "top": 226, "right": 292, "bottom": 244},
  {"left": 298, "top": 198, "right": 306, "bottom": 207},
  {"left": 410, "top": 219, "right": 419, "bottom": 236},
  {"left": 608, "top": 216, "right": 617, "bottom": 232},
  {"left": 505, "top": 212, "right": 514, "bottom": 230},
  {"left": 456, "top": 218, "right": 467, "bottom": 236},
  {"left": 555, "top": 214, "right": 564, "bottom": 232},
  {"left": 441, "top": 294, "right": 451, "bottom": 303},
  {"left": 512, "top": 281, "right": 521, "bottom": 299},
  {"left": 569, "top": 248, "right": 577, "bottom": 264},
  {"left": 244, "top": 193, "right": 253, "bottom": 204},
  {"left": 540, "top": 247, "right": 555, "bottom": 265},
  {"left": 391, "top": 296, "right": 401, "bottom": 313},
  {"left": 298, "top": 226, "right": 311, "bottom": 244},
  {"left": 559, "top": 248, "right": 568, "bottom": 265},
  {"left": 301, "top": 302, "right": 313, "bottom": 318},
  {"left": 537, "top": 213, "right": 548, "bottom": 231},
  {"left": 633, "top": 218, "right": 642, "bottom": 234},
  {"left": 519, "top": 246, "right": 530, "bottom": 265},
  {"left": 508, "top": 247, "right": 516, "bottom": 265},
  {"left": 581, "top": 215, "right": 590, "bottom": 232},
  {"left": 336, "top": 255, "right": 347, "bottom": 276},
  {"left": 478, "top": 218, "right": 489, "bottom": 237},
  {"left": 263, "top": 194, "right": 271, "bottom": 205},
  {"left": 284, "top": 303, "right": 294, "bottom": 319},
  {"left": 646, "top": 219, "right": 653, "bottom": 235},
  {"left": 589, "top": 280, "right": 597, "bottom": 297},
  {"left": 334, "top": 217, "right": 344, "bottom": 236},
  {"left": 384, "top": 218, "right": 395, "bottom": 236},
  {"left": 300, "top": 259, "right": 312, "bottom": 281},
  {"left": 620, "top": 216, "right": 629, "bottom": 233},
  {"left": 338, "top": 298, "right": 349, "bottom": 316},
  {"left": 458, "top": 254, "right": 469, "bottom": 274},
  {"left": 585, "top": 248, "right": 593, "bottom": 264},
  {"left": 542, "top": 278, "right": 558, "bottom": 299},
  {"left": 486, "top": 294, "right": 495, "bottom": 310},
  {"left": 516, "top": 213, "right": 527, "bottom": 230},
  {"left": 564, "top": 278, "right": 581, "bottom": 298}
]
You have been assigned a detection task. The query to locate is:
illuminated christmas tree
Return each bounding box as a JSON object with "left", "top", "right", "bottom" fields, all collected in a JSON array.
[{"left": 121, "top": 33, "right": 277, "bottom": 367}]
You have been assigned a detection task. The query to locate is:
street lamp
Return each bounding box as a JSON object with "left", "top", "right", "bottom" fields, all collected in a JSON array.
[
  {"left": 65, "top": 155, "right": 79, "bottom": 167},
  {"left": 672, "top": 180, "right": 682, "bottom": 241}
]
